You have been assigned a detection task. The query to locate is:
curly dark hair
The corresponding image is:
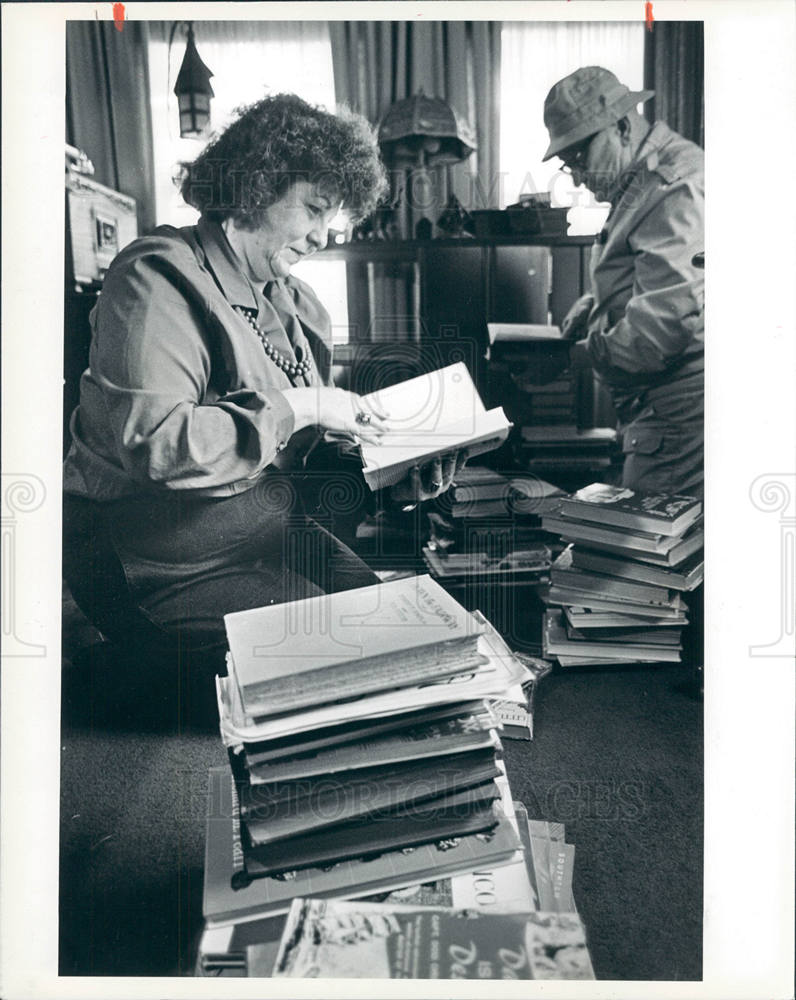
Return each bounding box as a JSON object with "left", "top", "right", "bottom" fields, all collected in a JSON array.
[{"left": 179, "top": 93, "right": 388, "bottom": 228}]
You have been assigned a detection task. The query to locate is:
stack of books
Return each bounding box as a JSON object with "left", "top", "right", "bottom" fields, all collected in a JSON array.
[
  {"left": 517, "top": 425, "right": 619, "bottom": 475},
  {"left": 201, "top": 575, "right": 539, "bottom": 971},
  {"left": 204, "top": 797, "right": 594, "bottom": 979},
  {"left": 485, "top": 325, "right": 577, "bottom": 432},
  {"left": 423, "top": 466, "right": 566, "bottom": 582},
  {"left": 540, "top": 484, "right": 704, "bottom": 666},
  {"left": 442, "top": 465, "right": 566, "bottom": 523}
]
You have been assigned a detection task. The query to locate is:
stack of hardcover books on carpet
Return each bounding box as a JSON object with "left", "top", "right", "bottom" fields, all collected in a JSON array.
[
  {"left": 200, "top": 575, "right": 540, "bottom": 972},
  {"left": 423, "top": 466, "right": 566, "bottom": 586},
  {"left": 539, "top": 484, "right": 704, "bottom": 666}
]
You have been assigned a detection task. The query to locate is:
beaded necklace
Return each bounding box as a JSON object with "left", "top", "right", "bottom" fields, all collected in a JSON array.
[{"left": 234, "top": 305, "right": 312, "bottom": 381}]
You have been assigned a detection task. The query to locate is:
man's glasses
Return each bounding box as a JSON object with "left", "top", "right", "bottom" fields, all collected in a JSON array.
[{"left": 558, "top": 135, "right": 595, "bottom": 174}]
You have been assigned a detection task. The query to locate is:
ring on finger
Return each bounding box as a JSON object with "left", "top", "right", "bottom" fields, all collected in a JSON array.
[
  {"left": 429, "top": 480, "right": 443, "bottom": 490},
  {"left": 355, "top": 411, "right": 372, "bottom": 425}
]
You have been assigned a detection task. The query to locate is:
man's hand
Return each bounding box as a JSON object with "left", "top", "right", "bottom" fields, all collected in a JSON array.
[
  {"left": 561, "top": 292, "right": 594, "bottom": 342},
  {"left": 389, "top": 451, "right": 467, "bottom": 506}
]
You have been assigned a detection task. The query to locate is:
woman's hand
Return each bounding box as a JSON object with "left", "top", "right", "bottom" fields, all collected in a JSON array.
[
  {"left": 389, "top": 451, "right": 467, "bottom": 506},
  {"left": 283, "top": 387, "right": 388, "bottom": 445}
]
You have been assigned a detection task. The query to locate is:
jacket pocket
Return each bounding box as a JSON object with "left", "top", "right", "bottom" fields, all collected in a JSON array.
[{"left": 623, "top": 428, "right": 664, "bottom": 455}]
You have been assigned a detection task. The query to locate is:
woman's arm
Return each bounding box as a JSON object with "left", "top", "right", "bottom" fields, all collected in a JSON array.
[{"left": 89, "top": 240, "right": 385, "bottom": 490}]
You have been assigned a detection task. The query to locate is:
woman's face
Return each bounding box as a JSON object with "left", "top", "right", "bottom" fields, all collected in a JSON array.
[{"left": 224, "top": 180, "right": 341, "bottom": 284}]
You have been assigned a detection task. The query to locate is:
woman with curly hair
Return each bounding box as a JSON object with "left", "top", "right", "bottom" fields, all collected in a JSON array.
[{"left": 62, "top": 94, "right": 460, "bottom": 700}]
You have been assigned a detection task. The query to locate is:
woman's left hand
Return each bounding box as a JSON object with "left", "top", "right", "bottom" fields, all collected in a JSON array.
[{"left": 389, "top": 451, "right": 467, "bottom": 506}]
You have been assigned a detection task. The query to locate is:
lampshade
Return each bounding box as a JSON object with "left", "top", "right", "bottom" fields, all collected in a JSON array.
[
  {"left": 173, "top": 23, "right": 214, "bottom": 138},
  {"left": 378, "top": 91, "right": 477, "bottom": 168}
]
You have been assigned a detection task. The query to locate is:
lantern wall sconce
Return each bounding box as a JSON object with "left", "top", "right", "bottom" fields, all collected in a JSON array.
[{"left": 172, "top": 22, "right": 214, "bottom": 138}]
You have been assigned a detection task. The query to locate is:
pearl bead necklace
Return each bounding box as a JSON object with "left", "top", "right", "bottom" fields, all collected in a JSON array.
[{"left": 234, "top": 306, "right": 311, "bottom": 380}]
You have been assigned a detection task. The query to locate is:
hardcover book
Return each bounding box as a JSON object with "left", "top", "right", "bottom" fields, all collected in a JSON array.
[
  {"left": 551, "top": 547, "right": 676, "bottom": 606},
  {"left": 487, "top": 322, "right": 563, "bottom": 343},
  {"left": 546, "top": 585, "right": 687, "bottom": 619},
  {"left": 559, "top": 483, "right": 702, "bottom": 537},
  {"left": 241, "top": 700, "right": 493, "bottom": 767},
  {"left": 358, "top": 363, "right": 511, "bottom": 490},
  {"left": 245, "top": 711, "right": 498, "bottom": 784},
  {"left": 570, "top": 546, "right": 704, "bottom": 591},
  {"left": 269, "top": 899, "right": 594, "bottom": 979},
  {"left": 239, "top": 748, "right": 501, "bottom": 834},
  {"left": 542, "top": 512, "right": 703, "bottom": 556},
  {"left": 563, "top": 605, "right": 687, "bottom": 629},
  {"left": 543, "top": 610, "right": 681, "bottom": 663},
  {"left": 242, "top": 789, "right": 502, "bottom": 874},
  {"left": 224, "top": 575, "right": 484, "bottom": 716},
  {"left": 217, "top": 614, "right": 529, "bottom": 747}
]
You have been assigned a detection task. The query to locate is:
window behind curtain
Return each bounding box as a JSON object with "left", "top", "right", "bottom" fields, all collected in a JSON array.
[
  {"left": 500, "top": 21, "right": 645, "bottom": 234},
  {"left": 147, "top": 20, "right": 350, "bottom": 342}
]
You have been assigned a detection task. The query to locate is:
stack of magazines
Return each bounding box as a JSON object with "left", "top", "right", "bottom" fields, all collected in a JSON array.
[
  {"left": 202, "top": 575, "right": 545, "bottom": 970},
  {"left": 540, "top": 484, "right": 704, "bottom": 666}
]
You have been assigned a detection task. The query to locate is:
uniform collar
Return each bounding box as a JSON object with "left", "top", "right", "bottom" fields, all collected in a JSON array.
[{"left": 195, "top": 216, "right": 260, "bottom": 311}]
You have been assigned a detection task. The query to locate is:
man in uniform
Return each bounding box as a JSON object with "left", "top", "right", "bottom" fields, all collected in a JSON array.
[{"left": 543, "top": 66, "right": 704, "bottom": 498}]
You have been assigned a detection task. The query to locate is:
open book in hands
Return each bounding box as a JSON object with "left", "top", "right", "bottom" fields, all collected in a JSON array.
[{"left": 358, "top": 363, "right": 512, "bottom": 490}]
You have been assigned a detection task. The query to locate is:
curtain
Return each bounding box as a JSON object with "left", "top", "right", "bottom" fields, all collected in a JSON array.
[
  {"left": 644, "top": 21, "right": 704, "bottom": 147},
  {"left": 331, "top": 21, "right": 501, "bottom": 234},
  {"left": 66, "top": 22, "right": 157, "bottom": 234}
]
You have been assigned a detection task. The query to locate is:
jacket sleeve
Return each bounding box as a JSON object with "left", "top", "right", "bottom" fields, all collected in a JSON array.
[
  {"left": 90, "top": 243, "right": 297, "bottom": 490},
  {"left": 584, "top": 178, "right": 704, "bottom": 387}
]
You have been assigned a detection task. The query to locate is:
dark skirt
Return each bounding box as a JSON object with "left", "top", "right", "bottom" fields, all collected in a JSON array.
[{"left": 63, "top": 474, "right": 379, "bottom": 671}]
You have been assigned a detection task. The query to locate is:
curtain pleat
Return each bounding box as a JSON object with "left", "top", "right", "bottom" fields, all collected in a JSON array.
[
  {"left": 66, "top": 22, "right": 157, "bottom": 234},
  {"left": 644, "top": 22, "right": 704, "bottom": 147}
]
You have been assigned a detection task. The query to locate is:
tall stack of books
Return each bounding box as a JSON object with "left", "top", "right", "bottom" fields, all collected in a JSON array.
[
  {"left": 540, "top": 484, "right": 704, "bottom": 666},
  {"left": 201, "top": 575, "right": 538, "bottom": 971}
]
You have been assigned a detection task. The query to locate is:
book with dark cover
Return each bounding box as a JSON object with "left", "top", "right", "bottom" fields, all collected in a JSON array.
[
  {"left": 542, "top": 512, "right": 703, "bottom": 556},
  {"left": 224, "top": 575, "right": 485, "bottom": 716},
  {"left": 245, "top": 711, "right": 497, "bottom": 785},
  {"left": 240, "top": 699, "right": 490, "bottom": 766},
  {"left": 551, "top": 547, "right": 675, "bottom": 606},
  {"left": 270, "top": 899, "right": 594, "bottom": 979},
  {"left": 358, "top": 363, "right": 511, "bottom": 490},
  {"left": 239, "top": 749, "right": 501, "bottom": 839},
  {"left": 521, "top": 426, "right": 616, "bottom": 444},
  {"left": 559, "top": 483, "right": 702, "bottom": 536},
  {"left": 242, "top": 797, "right": 502, "bottom": 878},
  {"left": 570, "top": 546, "right": 704, "bottom": 591},
  {"left": 203, "top": 768, "right": 521, "bottom": 927}
]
